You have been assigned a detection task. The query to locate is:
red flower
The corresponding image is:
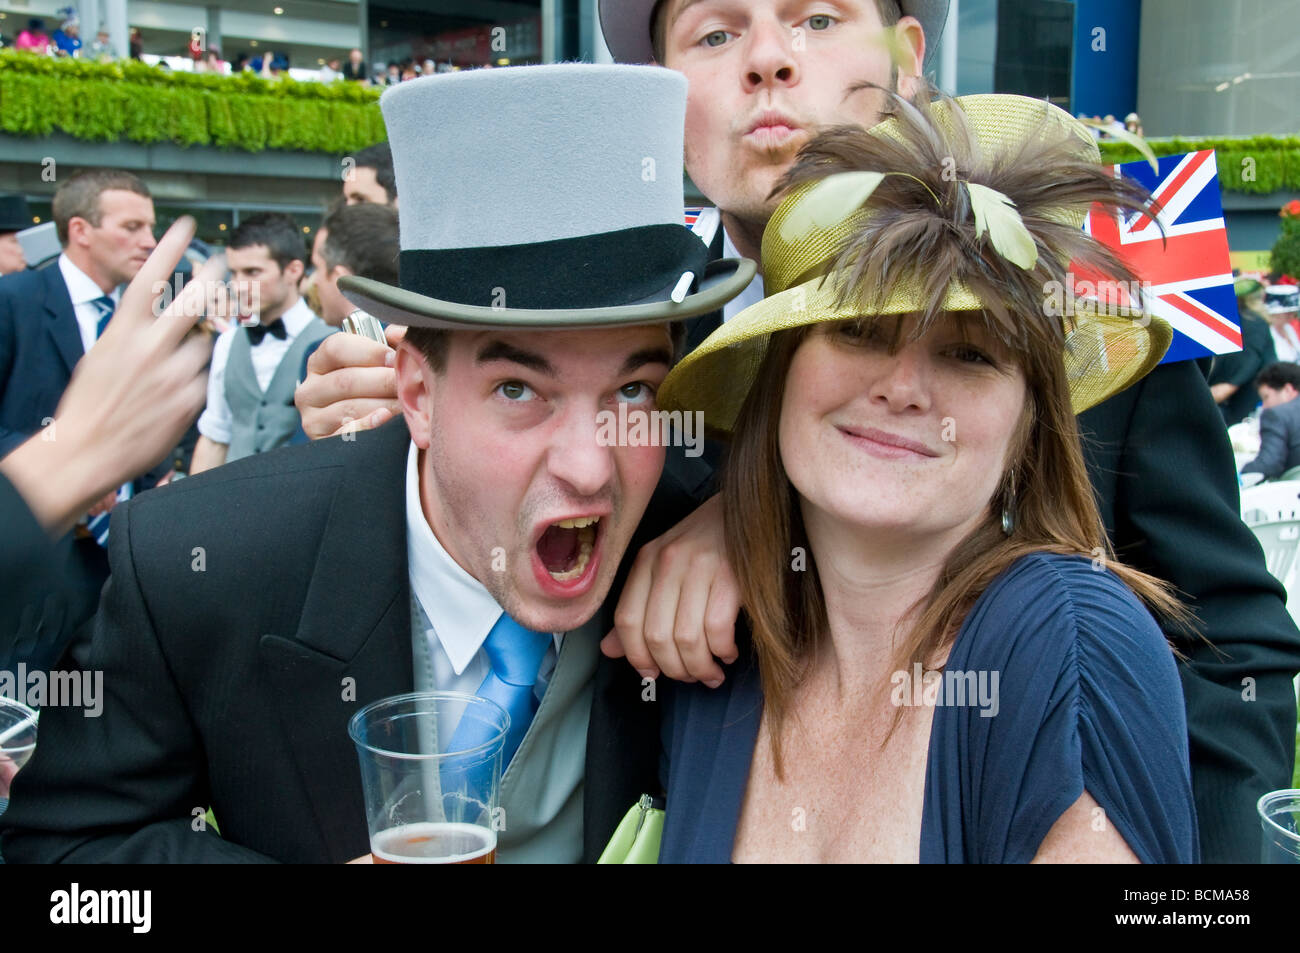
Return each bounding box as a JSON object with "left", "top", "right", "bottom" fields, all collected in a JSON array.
[{"left": 1282, "top": 199, "right": 1300, "bottom": 218}]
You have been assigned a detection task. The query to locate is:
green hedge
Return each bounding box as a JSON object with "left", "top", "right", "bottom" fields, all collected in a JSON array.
[
  {"left": 0, "top": 49, "right": 386, "bottom": 155},
  {"left": 1099, "top": 136, "right": 1300, "bottom": 196}
]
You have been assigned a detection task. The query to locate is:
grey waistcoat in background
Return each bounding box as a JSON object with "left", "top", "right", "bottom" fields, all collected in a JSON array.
[{"left": 225, "top": 319, "right": 331, "bottom": 462}]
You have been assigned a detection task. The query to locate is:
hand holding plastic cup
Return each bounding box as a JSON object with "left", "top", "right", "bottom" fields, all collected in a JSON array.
[
  {"left": 0, "top": 698, "right": 38, "bottom": 804},
  {"left": 348, "top": 691, "right": 509, "bottom": 864}
]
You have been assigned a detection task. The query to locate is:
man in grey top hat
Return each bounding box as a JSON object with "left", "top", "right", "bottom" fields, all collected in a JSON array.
[{"left": 0, "top": 63, "right": 752, "bottom": 864}]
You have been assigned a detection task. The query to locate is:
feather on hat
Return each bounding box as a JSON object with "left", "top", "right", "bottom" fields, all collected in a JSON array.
[{"left": 658, "top": 87, "right": 1173, "bottom": 431}]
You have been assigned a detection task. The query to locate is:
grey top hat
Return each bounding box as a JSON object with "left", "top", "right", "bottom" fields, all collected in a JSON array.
[
  {"left": 339, "top": 64, "right": 754, "bottom": 330},
  {"left": 598, "top": 0, "right": 951, "bottom": 66}
]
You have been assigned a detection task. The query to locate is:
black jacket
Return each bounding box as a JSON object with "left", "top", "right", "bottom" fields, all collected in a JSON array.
[
  {"left": 1074, "top": 359, "right": 1299, "bottom": 861},
  {"left": 0, "top": 419, "right": 688, "bottom": 863},
  {"left": 0, "top": 473, "right": 84, "bottom": 673}
]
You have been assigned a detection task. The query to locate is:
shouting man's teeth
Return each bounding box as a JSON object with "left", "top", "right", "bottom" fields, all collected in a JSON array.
[{"left": 538, "top": 516, "right": 599, "bottom": 581}]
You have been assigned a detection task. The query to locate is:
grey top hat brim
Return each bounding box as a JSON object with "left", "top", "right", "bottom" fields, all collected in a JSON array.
[
  {"left": 599, "top": 0, "right": 950, "bottom": 66},
  {"left": 339, "top": 256, "right": 756, "bottom": 331}
]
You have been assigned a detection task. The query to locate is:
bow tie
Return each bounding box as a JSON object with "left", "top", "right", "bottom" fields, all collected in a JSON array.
[{"left": 245, "top": 319, "right": 288, "bottom": 345}]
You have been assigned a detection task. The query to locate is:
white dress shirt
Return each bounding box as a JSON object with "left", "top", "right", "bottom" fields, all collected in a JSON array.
[
  {"left": 405, "top": 442, "right": 561, "bottom": 700},
  {"left": 721, "top": 227, "right": 765, "bottom": 323},
  {"left": 1271, "top": 321, "right": 1300, "bottom": 363},
  {"left": 197, "top": 297, "right": 319, "bottom": 445},
  {"left": 58, "top": 253, "right": 120, "bottom": 356}
]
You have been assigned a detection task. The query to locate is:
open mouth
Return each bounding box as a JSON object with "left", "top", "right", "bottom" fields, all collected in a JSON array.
[{"left": 536, "top": 516, "right": 600, "bottom": 582}]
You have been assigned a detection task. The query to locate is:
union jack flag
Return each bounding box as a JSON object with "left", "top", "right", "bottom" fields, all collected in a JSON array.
[
  {"left": 684, "top": 206, "right": 721, "bottom": 248},
  {"left": 1078, "top": 150, "right": 1240, "bottom": 365}
]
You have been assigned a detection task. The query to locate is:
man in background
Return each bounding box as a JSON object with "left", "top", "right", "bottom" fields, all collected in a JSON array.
[
  {"left": 0, "top": 170, "right": 156, "bottom": 462},
  {"left": 341, "top": 47, "right": 367, "bottom": 82},
  {"left": 344, "top": 143, "right": 397, "bottom": 207},
  {"left": 1242, "top": 362, "right": 1300, "bottom": 480},
  {"left": 190, "top": 213, "right": 329, "bottom": 473},
  {"left": 309, "top": 202, "right": 399, "bottom": 327}
]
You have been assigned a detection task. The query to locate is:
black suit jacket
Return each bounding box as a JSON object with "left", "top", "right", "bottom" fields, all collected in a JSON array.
[
  {"left": 1076, "top": 360, "right": 1300, "bottom": 862},
  {"left": 0, "top": 473, "right": 83, "bottom": 672},
  {"left": 0, "top": 264, "right": 85, "bottom": 459},
  {"left": 688, "top": 230, "right": 1300, "bottom": 863},
  {"left": 0, "top": 418, "right": 688, "bottom": 863}
]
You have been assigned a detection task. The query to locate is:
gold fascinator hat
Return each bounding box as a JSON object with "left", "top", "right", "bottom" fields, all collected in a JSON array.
[{"left": 657, "top": 89, "right": 1172, "bottom": 433}]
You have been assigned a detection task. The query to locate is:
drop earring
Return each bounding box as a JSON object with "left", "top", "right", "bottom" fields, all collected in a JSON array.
[{"left": 1001, "top": 470, "right": 1017, "bottom": 536}]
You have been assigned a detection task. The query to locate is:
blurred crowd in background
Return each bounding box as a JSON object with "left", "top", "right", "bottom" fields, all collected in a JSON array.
[{"left": 0, "top": 7, "right": 458, "bottom": 85}]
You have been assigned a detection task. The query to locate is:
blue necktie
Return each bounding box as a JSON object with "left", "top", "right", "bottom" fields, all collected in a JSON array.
[
  {"left": 90, "top": 294, "right": 115, "bottom": 338},
  {"left": 87, "top": 294, "right": 131, "bottom": 547},
  {"left": 450, "top": 613, "right": 552, "bottom": 772}
]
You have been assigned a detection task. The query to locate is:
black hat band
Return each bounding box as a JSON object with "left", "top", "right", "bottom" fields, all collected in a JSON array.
[{"left": 398, "top": 224, "right": 708, "bottom": 310}]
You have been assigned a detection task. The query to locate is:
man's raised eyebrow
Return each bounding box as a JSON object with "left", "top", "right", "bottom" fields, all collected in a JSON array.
[
  {"left": 670, "top": 0, "right": 722, "bottom": 28},
  {"left": 475, "top": 339, "right": 556, "bottom": 377},
  {"left": 620, "top": 347, "right": 674, "bottom": 375}
]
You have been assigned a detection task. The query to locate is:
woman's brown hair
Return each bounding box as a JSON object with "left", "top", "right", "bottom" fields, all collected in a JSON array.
[{"left": 723, "top": 88, "right": 1192, "bottom": 773}]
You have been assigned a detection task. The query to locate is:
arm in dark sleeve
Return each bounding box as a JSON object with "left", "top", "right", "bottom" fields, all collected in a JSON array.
[
  {"left": 1241, "top": 407, "right": 1287, "bottom": 478},
  {"left": 1217, "top": 318, "right": 1270, "bottom": 391},
  {"left": 0, "top": 291, "right": 26, "bottom": 459},
  {"left": 0, "top": 496, "right": 277, "bottom": 863},
  {"left": 1221, "top": 349, "right": 1263, "bottom": 391},
  {"left": 0, "top": 472, "right": 66, "bottom": 670},
  {"left": 1209, "top": 352, "right": 1248, "bottom": 393},
  {"left": 1104, "top": 359, "right": 1300, "bottom": 862}
]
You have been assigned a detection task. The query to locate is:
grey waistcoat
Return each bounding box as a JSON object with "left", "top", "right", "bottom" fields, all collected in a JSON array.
[
  {"left": 225, "top": 319, "right": 331, "bottom": 462},
  {"left": 410, "top": 594, "right": 598, "bottom": 863}
]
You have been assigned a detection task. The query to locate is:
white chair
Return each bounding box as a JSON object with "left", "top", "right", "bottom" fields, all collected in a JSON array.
[
  {"left": 1241, "top": 482, "right": 1300, "bottom": 624},
  {"left": 1240, "top": 480, "right": 1300, "bottom": 526}
]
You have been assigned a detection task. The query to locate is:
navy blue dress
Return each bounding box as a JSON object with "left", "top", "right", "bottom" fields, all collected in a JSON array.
[{"left": 659, "top": 553, "right": 1200, "bottom": 863}]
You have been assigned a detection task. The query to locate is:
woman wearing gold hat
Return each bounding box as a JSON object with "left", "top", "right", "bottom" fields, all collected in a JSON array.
[{"left": 654, "top": 88, "right": 1199, "bottom": 863}]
